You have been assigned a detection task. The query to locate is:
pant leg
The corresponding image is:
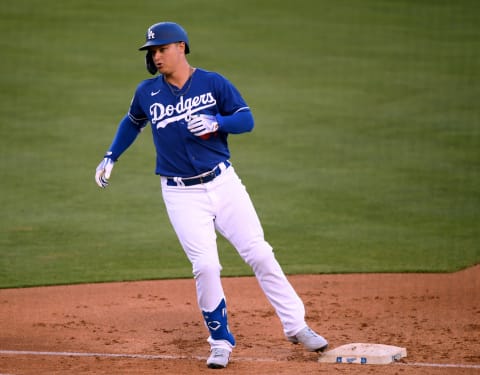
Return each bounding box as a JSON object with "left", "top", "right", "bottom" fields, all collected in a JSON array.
[
  {"left": 211, "top": 168, "right": 307, "bottom": 336},
  {"left": 161, "top": 178, "right": 224, "bottom": 312}
]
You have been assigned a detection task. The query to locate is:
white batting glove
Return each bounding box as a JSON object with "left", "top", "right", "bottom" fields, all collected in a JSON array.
[
  {"left": 95, "top": 157, "right": 115, "bottom": 188},
  {"left": 187, "top": 114, "right": 219, "bottom": 137}
]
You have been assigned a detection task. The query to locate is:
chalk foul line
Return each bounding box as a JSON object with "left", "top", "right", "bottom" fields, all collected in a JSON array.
[{"left": 0, "top": 350, "right": 479, "bottom": 369}]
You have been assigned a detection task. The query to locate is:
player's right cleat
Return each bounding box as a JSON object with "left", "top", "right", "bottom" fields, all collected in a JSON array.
[
  {"left": 287, "top": 326, "right": 329, "bottom": 353},
  {"left": 207, "top": 348, "right": 231, "bottom": 369}
]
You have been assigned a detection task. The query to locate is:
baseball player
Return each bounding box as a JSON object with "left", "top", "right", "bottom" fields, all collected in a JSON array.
[{"left": 95, "top": 22, "right": 328, "bottom": 369}]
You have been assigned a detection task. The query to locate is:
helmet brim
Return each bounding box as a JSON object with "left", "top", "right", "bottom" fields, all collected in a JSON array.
[{"left": 139, "top": 40, "right": 190, "bottom": 53}]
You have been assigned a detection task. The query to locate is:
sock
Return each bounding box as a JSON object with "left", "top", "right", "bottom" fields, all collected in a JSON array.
[{"left": 202, "top": 298, "right": 235, "bottom": 347}]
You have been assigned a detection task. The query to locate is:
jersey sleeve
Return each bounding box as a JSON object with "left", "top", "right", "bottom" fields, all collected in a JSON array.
[
  {"left": 212, "top": 73, "right": 254, "bottom": 133},
  {"left": 105, "top": 83, "right": 150, "bottom": 161},
  {"left": 127, "top": 83, "right": 149, "bottom": 128},
  {"left": 213, "top": 73, "right": 250, "bottom": 116}
]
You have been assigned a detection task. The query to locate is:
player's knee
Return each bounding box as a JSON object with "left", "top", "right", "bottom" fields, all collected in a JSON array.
[
  {"left": 193, "top": 259, "right": 222, "bottom": 279},
  {"left": 243, "top": 241, "right": 276, "bottom": 271},
  {"left": 249, "top": 249, "right": 286, "bottom": 282}
]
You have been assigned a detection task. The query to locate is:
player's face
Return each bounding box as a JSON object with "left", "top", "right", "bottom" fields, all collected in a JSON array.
[{"left": 149, "top": 43, "right": 185, "bottom": 75}]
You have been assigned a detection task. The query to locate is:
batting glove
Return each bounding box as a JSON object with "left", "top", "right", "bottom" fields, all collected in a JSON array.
[
  {"left": 187, "top": 114, "right": 219, "bottom": 137},
  {"left": 95, "top": 157, "right": 115, "bottom": 188}
]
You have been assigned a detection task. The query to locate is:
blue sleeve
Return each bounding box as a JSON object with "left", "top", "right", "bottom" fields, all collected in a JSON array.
[
  {"left": 216, "top": 109, "right": 254, "bottom": 134},
  {"left": 105, "top": 115, "right": 142, "bottom": 161}
]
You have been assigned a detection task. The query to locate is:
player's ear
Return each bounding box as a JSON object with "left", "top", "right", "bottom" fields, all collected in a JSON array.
[
  {"left": 145, "top": 50, "right": 157, "bottom": 75},
  {"left": 178, "top": 41, "right": 186, "bottom": 54}
]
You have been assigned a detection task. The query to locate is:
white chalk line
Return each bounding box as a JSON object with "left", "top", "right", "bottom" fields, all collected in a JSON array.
[
  {"left": 0, "top": 350, "right": 272, "bottom": 363},
  {"left": 397, "top": 362, "right": 480, "bottom": 369},
  {"left": 0, "top": 350, "right": 479, "bottom": 369}
]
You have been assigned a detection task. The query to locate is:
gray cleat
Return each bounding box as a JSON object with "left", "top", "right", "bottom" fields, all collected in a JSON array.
[
  {"left": 288, "top": 326, "right": 328, "bottom": 352},
  {"left": 207, "top": 348, "right": 231, "bottom": 369}
]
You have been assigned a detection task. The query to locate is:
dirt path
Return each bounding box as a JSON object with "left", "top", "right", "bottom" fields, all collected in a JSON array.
[{"left": 1, "top": 266, "right": 479, "bottom": 374}]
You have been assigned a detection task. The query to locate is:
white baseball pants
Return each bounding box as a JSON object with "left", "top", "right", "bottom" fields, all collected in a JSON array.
[{"left": 160, "top": 165, "right": 306, "bottom": 337}]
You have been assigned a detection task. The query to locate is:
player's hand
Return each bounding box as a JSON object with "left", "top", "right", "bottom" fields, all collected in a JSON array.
[
  {"left": 95, "top": 157, "right": 115, "bottom": 188},
  {"left": 187, "top": 114, "right": 219, "bottom": 137}
]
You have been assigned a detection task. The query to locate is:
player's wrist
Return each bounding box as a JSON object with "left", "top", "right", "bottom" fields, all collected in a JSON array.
[
  {"left": 103, "top": 151, "right": 117, "bottom": 162},
  {"left": 214, "top": 114, "right": 223, "bottom": 131}
]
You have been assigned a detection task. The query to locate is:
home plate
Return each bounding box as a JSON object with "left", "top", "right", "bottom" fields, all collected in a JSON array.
[{"left": 318, "top": 343, "right": 407, "bottom": 365}]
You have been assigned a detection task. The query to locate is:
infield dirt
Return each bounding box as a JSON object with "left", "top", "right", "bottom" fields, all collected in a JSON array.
[{"left": 0, "top": 266, "right": 479, "bottom": 374}]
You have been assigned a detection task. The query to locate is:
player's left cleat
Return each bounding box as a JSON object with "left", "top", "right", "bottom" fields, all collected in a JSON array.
[
  {"left": 288, "top": 326, "right": 329, "bottom": 353},
  {"left": 206, "top": 348, "right": 231, "bottom": 369}
]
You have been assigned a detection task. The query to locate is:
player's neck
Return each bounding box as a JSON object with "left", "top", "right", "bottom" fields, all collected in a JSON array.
[{"left": 164, "top": 63, "right": 195, "bottom": 88}]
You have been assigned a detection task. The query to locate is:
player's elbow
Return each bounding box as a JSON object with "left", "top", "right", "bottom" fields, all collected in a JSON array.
[
  {"left": 236, "top": 110, "right": 254, "bottom": 133},
  {"left": 243, "top": 111, "right": 254, "bottom": 132}
]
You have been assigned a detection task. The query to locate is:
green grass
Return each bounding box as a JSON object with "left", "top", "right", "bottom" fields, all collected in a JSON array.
[{"left": 1, "top": 0, "right": 479, "bottom": 287}]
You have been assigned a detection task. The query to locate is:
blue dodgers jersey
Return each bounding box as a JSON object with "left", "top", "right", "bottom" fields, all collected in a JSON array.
[{"left": 128, "top": 68, "right": 249, "bottom": 177}]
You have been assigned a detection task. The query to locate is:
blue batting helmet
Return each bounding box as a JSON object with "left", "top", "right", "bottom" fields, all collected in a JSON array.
[{"left": 139, "top": 22, "right": 190, "bottom": 53}]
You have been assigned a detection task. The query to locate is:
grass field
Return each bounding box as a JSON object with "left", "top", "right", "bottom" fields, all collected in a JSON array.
[{"left": 0, "top": 0, "right": 479, "bottom": 288}]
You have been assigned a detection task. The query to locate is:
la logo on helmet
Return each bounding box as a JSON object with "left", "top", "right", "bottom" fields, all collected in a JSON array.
[{"left": 148, "top": 29, "right": 155, "bottom": 40}]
